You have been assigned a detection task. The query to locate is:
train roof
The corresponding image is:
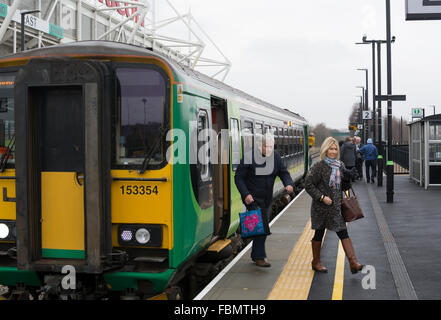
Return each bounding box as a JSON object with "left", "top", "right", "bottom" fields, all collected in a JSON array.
[{"left": 0, "top": 40, "right": 307, "bottom": 123}]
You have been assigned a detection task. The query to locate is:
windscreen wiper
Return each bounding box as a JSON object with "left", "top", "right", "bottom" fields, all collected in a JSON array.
[
  {"left": 138, "top": 126, "right": 164, "bottom": 174},
  {"left": 0, "top": 135, "right": 15, "bottom": 173}
]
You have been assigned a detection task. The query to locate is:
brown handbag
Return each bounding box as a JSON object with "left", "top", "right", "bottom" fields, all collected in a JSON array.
[{"left": 341, "top": 188, "right": 364, "bottom": 222}]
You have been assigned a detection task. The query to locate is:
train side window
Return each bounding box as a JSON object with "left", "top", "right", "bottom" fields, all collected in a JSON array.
[
  {"left": 255, "top": 123, "right": 263, "bottom": 135},
  {"left": 278, "top": 127, "right": 284, "bottom": 156},
  {"left": 230, "top": 118, "right": 241, "bottom": 170},
  {"left": 273, "top": 127, "right": 279, "bottom": 151},
  {"left": 0, "top": 72, "right": 16, "bottom": 166},
  {"left": 115, "top": 67, "right": 167, "bottom": 168},
  {"left": 264, "top": 125, "right": 271, "bottom": 134},
  {"left": 294, "top": 129, "right": 298, "bottom": 155},
  {"left": 284, "top": 128, "right": 289, "bottom": 157},
  {"left": 197, "top": 110, "right": 210, "bottom": 180},
  {"left": 242, "top": 120, "right": 254, "bottom": 154},
  {"left": 289, "top": 128, "right": 294, "bottom": 156}
]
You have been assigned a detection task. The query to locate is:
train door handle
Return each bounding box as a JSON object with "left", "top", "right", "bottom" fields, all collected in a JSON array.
[{"left": 75, "top": 172, "right": 84, "bottom": 186}]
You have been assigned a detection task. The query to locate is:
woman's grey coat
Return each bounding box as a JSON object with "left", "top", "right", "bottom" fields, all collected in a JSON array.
[
  {"left": 340, "top": 142, "right": 356, "bottom": 167},
  {"left": 305, "top": 160, "right": 347, "bottom": 232}
]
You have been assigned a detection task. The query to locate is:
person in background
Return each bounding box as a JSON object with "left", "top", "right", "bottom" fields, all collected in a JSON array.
[
  {"left": 234, "top": 134, "right": 294, "bottom": 268},
  {"left": 354, "top": 136, "right": 364, "bottom": 181},
  {"left": 339, "top": 137, "right": 357, "bottom": 181},
  {"left": 359, "top": 138, "right": 378, "bottom": 183},
  {"left": 305, "top": 137, "right": 364, "bottom": 274}
]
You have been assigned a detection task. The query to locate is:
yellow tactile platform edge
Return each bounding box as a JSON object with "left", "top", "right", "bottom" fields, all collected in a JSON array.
[
  {"left": 331, "top": 241, "right": 345, "bottom": 300},
  {"left": 267, "top": 220, "right": 317, "bottom": 300}
]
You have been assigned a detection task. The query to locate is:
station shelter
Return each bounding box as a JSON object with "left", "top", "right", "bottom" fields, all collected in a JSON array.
[{"left": 409, "top": 114, "right": 441, "bottom": 189}]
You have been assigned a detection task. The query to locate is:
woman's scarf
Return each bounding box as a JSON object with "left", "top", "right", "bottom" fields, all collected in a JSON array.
[{"left": 324, "top": 157, "right": 341, "bottom": 189}]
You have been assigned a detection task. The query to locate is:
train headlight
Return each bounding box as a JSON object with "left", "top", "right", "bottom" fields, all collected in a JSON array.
[
  {"left": 135, "top": 228, "right": 150, "bottom": 244},
  {"left": 0, "top": 220, "right": 15, "bottom": 241},
  {"left": 0, "top": 223, "right": 9, "bottom": 239},
  {"left": 117, "top": 224, "right": 162, "bottom": 247}
]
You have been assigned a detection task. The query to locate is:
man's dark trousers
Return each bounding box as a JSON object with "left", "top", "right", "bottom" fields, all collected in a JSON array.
[
  {"left": 356, "top": 157, "right": 364, "bottom": 179},
  {"left": 365, "top": 159, "right": 376, "bottom": 182}
]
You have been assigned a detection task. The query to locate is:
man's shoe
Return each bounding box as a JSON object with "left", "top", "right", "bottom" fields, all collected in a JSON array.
[
  {"left": 254, "top": 259, "right": 271, "bottom": 268},
  {"left": 366, "top": 179, "right": 370, "bottom": 183},
  {"left": 371, "top": 179, "right": 375, "bottom": 184}
]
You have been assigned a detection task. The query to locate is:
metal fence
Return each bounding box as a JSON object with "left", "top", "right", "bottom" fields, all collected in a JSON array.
[{"left": 382, "top": 144, "right": 410, "bottom": 175}]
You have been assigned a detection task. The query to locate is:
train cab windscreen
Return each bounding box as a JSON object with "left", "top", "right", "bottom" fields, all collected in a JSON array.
[
  {"left": 0, "top": 72, "right": 15, "bottom": 167},
  {"left": 115, "top": 67, "right": 168, "bottom": 169}
]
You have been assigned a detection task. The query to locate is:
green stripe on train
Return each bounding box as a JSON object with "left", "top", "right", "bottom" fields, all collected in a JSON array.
[{"left": 42, "top": 249, "right": 85, "bottom": 259}]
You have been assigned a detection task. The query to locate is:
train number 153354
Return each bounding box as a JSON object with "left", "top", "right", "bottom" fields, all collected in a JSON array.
[{"left": 119, "top": 185, "right": 159, "bottom": 195}]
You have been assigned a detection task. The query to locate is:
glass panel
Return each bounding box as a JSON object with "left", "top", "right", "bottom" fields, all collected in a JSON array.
[
  {"left": 231, "top": 118, "right": 240, "bottom": 170},
  {"left": 429, "top": 143, "right": 441, "bottom": 162},
  {"left": 115, "top": 68, "right": 166, "bottom": 167},
  {"left": 81, "top": 14, "right": 93, "bottom": 40},
  {"left": 429, "top": 123, "right": 441, "bottom": 140},
  {"left": 96, "top": 22, "right": 107, "bottom": 39},
  {"left": 412, "top": 142, "right": 420, "bottom": 161},
  {"left": 255, "top": 123, "right": 263, "bottom": 135},
  {"left": 61, "top": 5, "right": 77, "bottom": 37},
  {"left": 22, "top": 0, "right": 39, "bottom": 11},
  {"left": 198, "top": 111, "right": 209, "bottom": 179},
  {"left": 48, "top": 2, "right": 60, "bottom": 25},
  {"left": 0, "top": 73, "right": 15, "bottom": 165},
  {"left": 242, "top": 121, "right": 253, "bottom": 154},
  {"left": 264, "top": 125, "right": 270, "bottom": 134}
]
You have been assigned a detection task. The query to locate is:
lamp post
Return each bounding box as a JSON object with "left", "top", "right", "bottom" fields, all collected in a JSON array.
[
  {"left": 385, "top": 0, "right": 394, "bottom": 203},
  {"left": 21, "top": 9, "right": 40, "bottom": 52},
  {"left": 357, "top": 68, "right": 369, "bottom": 143},
  {"left": 356, "top": 86, "right": 365, "bottom": 143}
]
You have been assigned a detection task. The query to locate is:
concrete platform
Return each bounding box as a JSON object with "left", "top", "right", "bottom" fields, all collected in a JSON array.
[{"left": 196, "top": 174, "right": 441, "bottom": 300}]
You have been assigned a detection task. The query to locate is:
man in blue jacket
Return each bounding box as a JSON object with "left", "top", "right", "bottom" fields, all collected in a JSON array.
[
  {"left": 235, "top": 134, "right": 294, "bottom": 267},
  {"left": 359, "top": 138, "right": 378, "bottom": 183}
]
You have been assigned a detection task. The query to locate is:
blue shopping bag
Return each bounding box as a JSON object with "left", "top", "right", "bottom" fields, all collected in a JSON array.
[{"left": 239, "top": 205, "right": 267, "bottom": 239}]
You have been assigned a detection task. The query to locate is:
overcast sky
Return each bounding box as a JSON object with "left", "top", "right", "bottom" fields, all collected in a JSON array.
[{"left": 163, "top": 0, "right": 441, "bottom": 130}]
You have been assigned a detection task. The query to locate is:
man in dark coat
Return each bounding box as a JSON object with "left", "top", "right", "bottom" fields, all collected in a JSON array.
[
  {"left": 340, "top": 137, "right": 357, "bottom": 181},
  {"left": 235, "top": 134, "right": 294, "bottom": 267}
]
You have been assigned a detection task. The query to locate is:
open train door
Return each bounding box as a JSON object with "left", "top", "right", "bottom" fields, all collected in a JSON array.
[{"left": 14, "top": 58, "right": 113, "bottom": 274}]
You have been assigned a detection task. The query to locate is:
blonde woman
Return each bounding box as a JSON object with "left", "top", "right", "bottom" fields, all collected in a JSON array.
[{"left": 305, "top": 137, "right": 364, "bottom": 274}]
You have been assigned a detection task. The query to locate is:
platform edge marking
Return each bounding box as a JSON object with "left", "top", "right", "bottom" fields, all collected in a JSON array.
[
  {"left": 267, "top": 219, "right": 315, "bottom": 300},
  {"left": 194, "top": 189, "right": 306, "bottom": 300},
  {"left": 331, "top": 240, "right": 345, "bottom": 300}
]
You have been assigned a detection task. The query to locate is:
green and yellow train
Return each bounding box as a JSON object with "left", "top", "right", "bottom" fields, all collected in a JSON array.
[{"left": 0, "top": 41, "right": 312, "bottom": 299}]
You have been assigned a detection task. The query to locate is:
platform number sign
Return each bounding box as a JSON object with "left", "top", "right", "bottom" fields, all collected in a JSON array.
[{"left": 362, "top": 111, "right": 372, "bottom": 120}]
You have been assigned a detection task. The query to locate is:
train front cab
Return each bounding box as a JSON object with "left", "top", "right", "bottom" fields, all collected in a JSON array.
[{"left": 0, "top": 55, "right": 180, "bottom": 298}]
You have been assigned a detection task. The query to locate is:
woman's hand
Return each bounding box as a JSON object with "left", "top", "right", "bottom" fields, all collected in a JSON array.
[{"left": 322, "top": 196, "right": 333, "bottom": 206}]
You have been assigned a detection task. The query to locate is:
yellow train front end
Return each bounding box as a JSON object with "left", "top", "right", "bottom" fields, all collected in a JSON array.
[{"left": 0, "top": 42, "right": 181, "bottom": 299}]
